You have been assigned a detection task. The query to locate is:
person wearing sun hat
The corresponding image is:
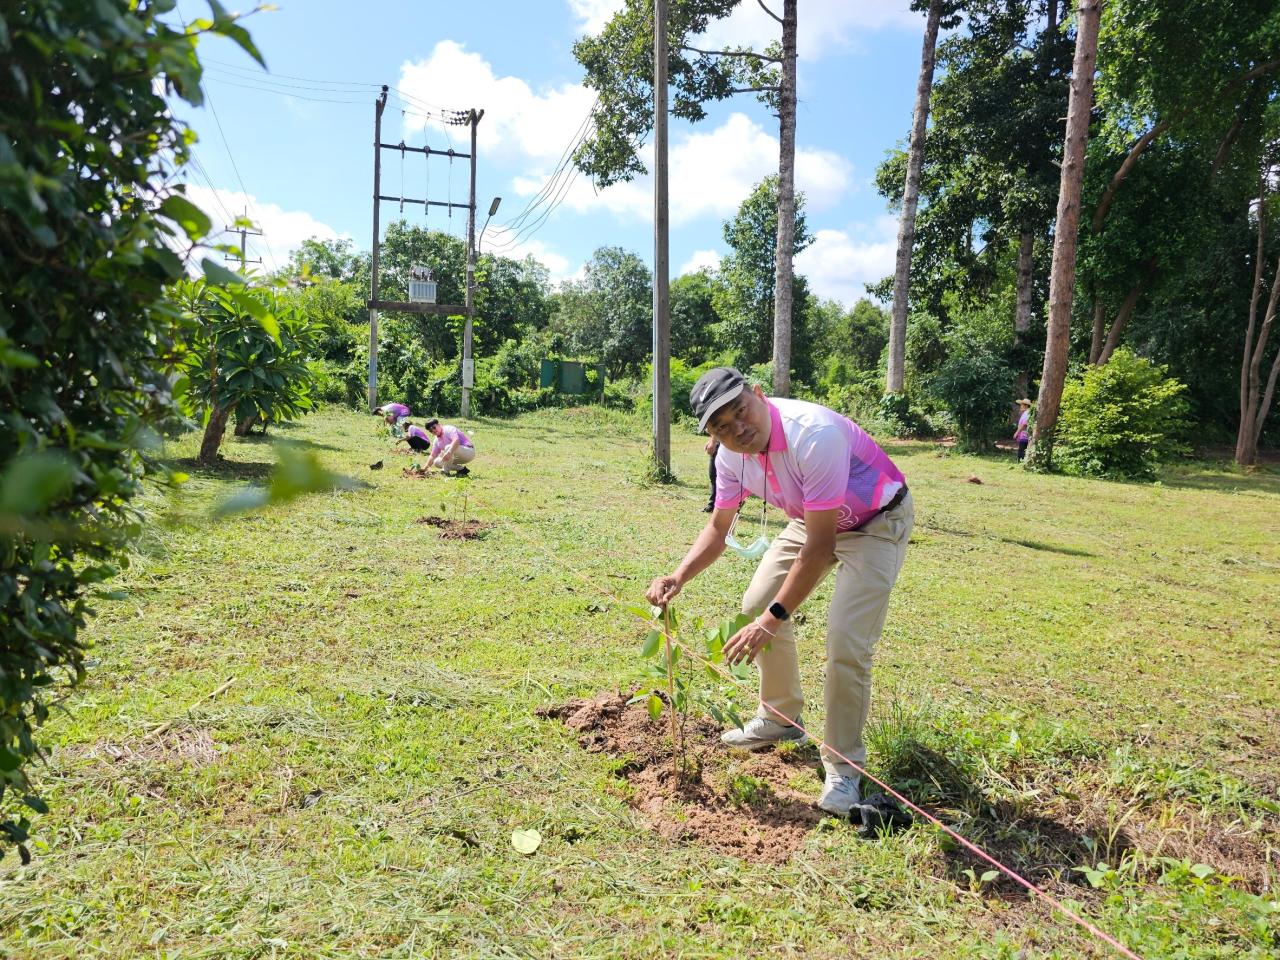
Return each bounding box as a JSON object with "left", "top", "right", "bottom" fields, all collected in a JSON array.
[
  {"left": 645, "top": 366, "right": 914, "bottom": 818},
  {"left": 1014, "top": 398, "right": 1033, "bottom": 461}
]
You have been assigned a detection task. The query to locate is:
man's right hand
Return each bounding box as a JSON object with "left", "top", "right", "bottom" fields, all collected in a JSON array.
[{"left": 646, "top": 575, "right": 681, "bottom": 607}]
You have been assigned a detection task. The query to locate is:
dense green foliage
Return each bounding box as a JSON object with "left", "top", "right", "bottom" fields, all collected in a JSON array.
[
  {"left": 931, "top": 347, "right": 1017, "bottom": 452},
  {"left": 714, "top": 176, "right": 814, "bottom": 377},
  {"left": 1057, "top": 349, "right": 1190, "bottom": 480},
  {"left": 173, "top": 280, "right": 321, "bottom": 458},
  {"left": 876, "top": 0, "right": 1280, "bottom": 453},
  {"left": 0, "top": 0, "right": 259, "bottom": 860}
]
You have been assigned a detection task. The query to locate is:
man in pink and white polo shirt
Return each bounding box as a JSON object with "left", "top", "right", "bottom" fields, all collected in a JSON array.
[
  {"left": 646, "top": 367, "right": 913, "bottom": 817},
  {"left": 424, "top": 418, "right": 475, "bottom": 476}
]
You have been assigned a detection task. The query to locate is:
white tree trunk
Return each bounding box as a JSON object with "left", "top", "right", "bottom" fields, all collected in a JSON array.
[
  {"left": 771, "top": 0, "right": 798, "bottom": 397},
  {"left": 886, "top": 0, "right": 943, "bottom": 395},
  {"left": 1029, "top": 0, "right": 1102, "bottom": 467}
]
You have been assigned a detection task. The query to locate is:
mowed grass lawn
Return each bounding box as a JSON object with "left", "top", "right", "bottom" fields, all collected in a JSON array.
[{"left": 1, "top": 405, "right": 1277, "bottom": 959}]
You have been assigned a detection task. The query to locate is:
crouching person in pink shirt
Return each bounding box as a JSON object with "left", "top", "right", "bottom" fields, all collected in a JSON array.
[
  {"left": 645, "top": 367, "right": 913, "bottom": 818},
  {"left": 424, "top": 418, "right": 475, "bottom": 476}
]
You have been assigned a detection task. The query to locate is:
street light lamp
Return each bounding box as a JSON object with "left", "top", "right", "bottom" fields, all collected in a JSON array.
[{"left": 478, "top": 196, "right": 502, "bottom": 253}]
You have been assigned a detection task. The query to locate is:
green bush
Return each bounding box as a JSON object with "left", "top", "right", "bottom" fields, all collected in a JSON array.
[
  {"left": 307, "top": 359, "right": 349, "bottom": 405},
  {"left": 493, "top": 336, "right": 547, "bottom": 390},
  {"left": 876, "top": 392, "right": 934, "bottom": 439},
  {"left": 931, "top": 348, "right": 1016, "bottom": 452},
  {"left": 0, "top": 0, "right": 259, "bottom": 860},
  {"left": 1057, "top": 348, "right": 1190, "bottom": 480}
]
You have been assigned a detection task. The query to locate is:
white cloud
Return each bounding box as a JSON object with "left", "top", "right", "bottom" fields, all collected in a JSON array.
[
  {"left": 396, "top": 42, "right": 596, "bottom": 165},
  {"left": 794, "top": 217, "right": 898, "bottom": 306},
  {"left": 511, "top": 112, "right": 852, "bottom": 226},
  {"left": 679, "top": 249, "right": 722, "bottom": 275},
  {"left": 698, "top": 0, "right": 920, "bottom": 60},
  {"left": 568, "top": 0, "right": 625, "bottom": 35},
  {"left": 181, "top": 184, "right": 347, "bottom": 273}
]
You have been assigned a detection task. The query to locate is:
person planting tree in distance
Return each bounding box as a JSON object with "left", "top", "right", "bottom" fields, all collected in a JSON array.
[
  {"left": 377, "top": 402, "right": 411, "bottom": 435},
  {"left": 646, "top": 367, "right": 914, "bottom": 817},
  {"left": 424, "top": 418, "right": 476, "bottom": 477},
  {"left": 394, "top": 421, "right": 434, "bottom": 455}
]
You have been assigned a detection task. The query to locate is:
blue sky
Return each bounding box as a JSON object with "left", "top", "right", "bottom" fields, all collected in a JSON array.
[{"left": 173, "top": 0, "right": 931, "bottom": 305}]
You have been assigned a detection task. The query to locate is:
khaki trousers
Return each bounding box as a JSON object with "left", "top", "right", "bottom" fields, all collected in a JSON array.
[
  {"left": 741, "top": 492, "right": 914, "bottom": 777},
  {"left": 441, "top": 445, "right": 475, "bottom": 472}
]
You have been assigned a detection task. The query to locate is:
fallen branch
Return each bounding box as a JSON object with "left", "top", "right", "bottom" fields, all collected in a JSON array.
[{"left": 145, "top": 676, "right": 237, "bottom": 739}]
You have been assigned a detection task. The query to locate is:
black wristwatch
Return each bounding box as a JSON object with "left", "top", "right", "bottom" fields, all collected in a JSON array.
[{"left": 767, "top": 600, "right": 790, "bottom": 622}]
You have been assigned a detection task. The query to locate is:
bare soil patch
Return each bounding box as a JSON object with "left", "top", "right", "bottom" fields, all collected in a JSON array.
[
  {"left": 415, "top": 515, "right": 491, "bottom": 540},
  {"left": 540, "top": 693, "right": 825, "bottom": 864},
  {"left": 402, "top": 466, "right": 437, "bottom": 479}
]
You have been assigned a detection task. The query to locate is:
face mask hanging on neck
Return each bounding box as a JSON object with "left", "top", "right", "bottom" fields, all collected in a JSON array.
[{"left": 725, "top": 495, "right": 770, "bottom": 560}]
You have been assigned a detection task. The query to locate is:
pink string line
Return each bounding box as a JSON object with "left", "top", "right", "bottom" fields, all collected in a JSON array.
[
  {"left": 463, "top": 493, "right": 1144, "bottom": 960},
  {"left": 660, "top": 629, "right": 1145, "bottom": 960}
]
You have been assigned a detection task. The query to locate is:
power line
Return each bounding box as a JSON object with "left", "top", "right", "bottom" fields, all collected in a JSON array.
[
  {"left": 483, "top": 98, "right": 598, "bottom": 253},
  {"left": 175, "top": 2, "right": 276, "bottom": 272}
]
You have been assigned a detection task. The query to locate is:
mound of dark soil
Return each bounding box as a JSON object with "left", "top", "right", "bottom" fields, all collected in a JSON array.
[
  {"left": 415, "top": 515, "right": 490, "bottom": 540},
  {"left": 540, "top": 693, "right": 825, "bottom": 863}
]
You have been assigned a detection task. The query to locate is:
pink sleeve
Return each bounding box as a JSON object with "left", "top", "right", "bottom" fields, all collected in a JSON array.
[
  {"left": 713, "top": 449, "right": 749, "bottom": 511},
  {"left": 797, "top": 426, "right": 849, "bottom": 511}
]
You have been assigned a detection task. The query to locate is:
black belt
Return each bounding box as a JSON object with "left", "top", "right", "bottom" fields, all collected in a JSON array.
[{"left": 853, "top": 485, "right": 908, "bottom": 530}]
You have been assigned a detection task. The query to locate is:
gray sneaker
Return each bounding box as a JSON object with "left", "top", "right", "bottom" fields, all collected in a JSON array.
[
  {"left": 720, "top": 715, "right": 807, "bottom": 751},
  {"left": 817, "top": 772, "right": 862, "bottom": 817}
]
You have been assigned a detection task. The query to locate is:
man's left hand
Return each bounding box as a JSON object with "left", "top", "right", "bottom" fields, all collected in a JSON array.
[{"left": 723, "top": 619, "right": 775, "bottom": 666}]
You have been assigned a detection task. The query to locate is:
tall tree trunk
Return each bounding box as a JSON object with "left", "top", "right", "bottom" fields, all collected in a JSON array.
[
  {"left": 1236, "top": 165, "right": 1269, "bottom": 465},
  {"left": 1013, "top": 232, "right": 1034, "bottom": 394},
  {"left": 1047, "top": 0, "right": 1059, "bottom": 30},
  {"left": 199, "top": 406, "right": 230, "bottom": 464},
  {"left": 886, "top": 0, "right": 943, "bottom": 395},
  {"left": 1029, "top": 0, "right": 1102, "bottom": 468},
  {"left": 771, "top": 0, "right": 798, "bottom": 397},
  {"left": 1014, "top": 230, "right": 1034, "bottom": 396},
  {"left": 1088, "top": 297, "right": 1106, "bottom": 365},
  {"left": 1095, "top": 260, "right": 1159, "bottom": 365},
  {"left": 1238, "top": 252, "right": 1280, "bottom": 466}
]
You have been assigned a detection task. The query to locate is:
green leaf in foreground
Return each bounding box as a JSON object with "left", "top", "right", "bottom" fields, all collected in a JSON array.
[
  {"left": 214, "top": 449, "right": 356, "bottom": 516},
  {"left": 511, "top": 829, "right": 542, "bottom": 855}
]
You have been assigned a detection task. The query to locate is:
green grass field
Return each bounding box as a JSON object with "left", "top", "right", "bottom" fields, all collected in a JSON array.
[{"left": 1, "top": 406, "right": 1277, "bottom": 959}]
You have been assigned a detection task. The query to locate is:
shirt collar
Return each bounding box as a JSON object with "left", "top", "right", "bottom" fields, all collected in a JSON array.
[{"left": 764, "top": 400, "right": 787, "bottom": 454}]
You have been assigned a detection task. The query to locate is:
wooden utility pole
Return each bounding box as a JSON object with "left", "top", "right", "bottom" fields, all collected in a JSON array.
[
  {"left": 224, "top": 207, "right": 262, "bottom": 273},
  {"left": 886, "top": 0, "right": 943, "bottom": 396},
  {"left": 771, "top": 0, "right": 798, "bottom": 397},
  {"left": 1030, "top": 0, "right": 1102, "bottom": 467},
  {"left": 462, "top": 109, "right": 483, "bottom": 420},
  {"left": 651, "top": 0, "right": 672, "bottom": 473},
  {"left": 368, "top": 85, "right": 388, "bottom": 412}
]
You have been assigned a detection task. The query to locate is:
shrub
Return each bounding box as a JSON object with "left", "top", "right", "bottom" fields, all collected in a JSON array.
[
  {"left": 0, "top": 0, "right": 259, "bottom": 860},
  {"left": 876, "top": 392, "right": 934, "bottom": 439},
  {"left": 493, "top": 336, "right": 546, "bottom": 390},
  {"left": 307, "top": 359, "right": 350, "bottom": 405},
  {"left": 1057, "top": 348, "right": 1190, "bottom": 480},
  {"left": 931, "top": 348, "right": 1016, "bottom": 452}
]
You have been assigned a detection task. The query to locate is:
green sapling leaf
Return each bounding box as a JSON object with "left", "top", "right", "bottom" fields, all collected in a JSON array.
[{"left": 646, "top": 693, "right": 663, "bottom": 722}]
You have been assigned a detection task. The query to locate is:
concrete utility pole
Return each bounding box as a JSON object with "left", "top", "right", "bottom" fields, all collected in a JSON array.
[
  {"left": 366, "top": 89, "right": 476, "bottom": 414},
  {"left": 224, "top": 207, "right": 262, "bottom": 273},
  {"left": 651, "top": 0, "right": 672, "bottom": 473},
  {"left": 368, "top": 85, "right": 388, "bottom": 412},
  {"left": 462, "top": 108, "right": 483, "bottom": 420}
]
